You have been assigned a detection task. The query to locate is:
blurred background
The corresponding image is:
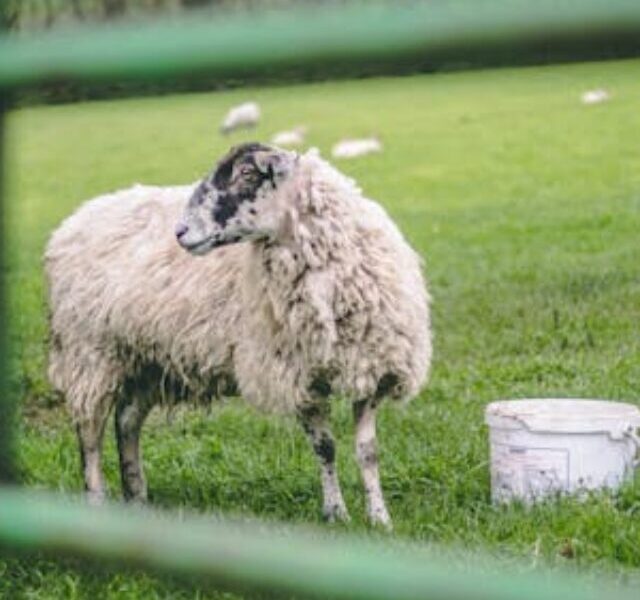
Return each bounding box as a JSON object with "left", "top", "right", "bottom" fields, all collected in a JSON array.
[{"left": 6, "top": 0, "right": 348, "bottom": 32}]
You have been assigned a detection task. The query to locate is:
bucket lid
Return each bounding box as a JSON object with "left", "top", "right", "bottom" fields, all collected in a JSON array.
[{"left": 485, "top": 399, "right": 640, "bottom": 437}]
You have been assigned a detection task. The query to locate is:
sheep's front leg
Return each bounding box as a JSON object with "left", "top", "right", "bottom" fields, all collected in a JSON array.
[
  {"left": 353, "top": 398, "right": 391, "bottom": 530},
  {"left": 115, "top": 395, "right": 154, "bottom": 502},
  {"left": 297, "top": 404, "right": 350, "bottom": 523}
]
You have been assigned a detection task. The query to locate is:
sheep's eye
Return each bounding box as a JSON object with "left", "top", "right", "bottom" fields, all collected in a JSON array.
[{"left": 239, "top": 166, "right": 255, "bottom": 177}]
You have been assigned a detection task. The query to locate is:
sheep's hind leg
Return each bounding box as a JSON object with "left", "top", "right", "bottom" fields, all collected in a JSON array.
[
  {"left": 115, "top": 394, "right": 154, "bottom": 503},
  {"left": 297, "top": 404, "right": 350, "bottom": 523},
  {"left": 76, "top": 410, "right": 110, "bottom": 506},
  {"left": 353, "top": 398, "right": 391, "bottom": 530}
]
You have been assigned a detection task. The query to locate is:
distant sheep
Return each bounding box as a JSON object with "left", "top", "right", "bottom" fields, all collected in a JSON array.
[
  {"left": 45, "top": 143, "right": 432, "bottom": 529},
  {"left": 332, "top": 137, "right": 382, "bottom": 159},
  {"left": 270, "top": 126, "right": 307, "bottom": 147},
  {"left": 581, "top": 89, "right": 610, "bottom": 105},
  {"left": 220, "top": 101, "right": 261, "bottom": 134}
]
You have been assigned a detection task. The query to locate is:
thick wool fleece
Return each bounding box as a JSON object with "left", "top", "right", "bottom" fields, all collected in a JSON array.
[{"left": 45, "top": 151, "right": 431, "bottom": 425}]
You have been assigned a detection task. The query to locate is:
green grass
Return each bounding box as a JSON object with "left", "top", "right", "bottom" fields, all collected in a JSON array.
[{"left": 3, "top": 58, "right": 640, "bottom": 598}]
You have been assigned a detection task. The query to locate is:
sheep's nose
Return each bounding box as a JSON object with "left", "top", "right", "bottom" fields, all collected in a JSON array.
[{"left": 175, "top": 223, "right": 189, "bottom": 240}]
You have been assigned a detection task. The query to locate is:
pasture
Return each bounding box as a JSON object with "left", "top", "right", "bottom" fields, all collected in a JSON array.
[{"left": 2, "top": 57, "right": 640, "bottom": 598}]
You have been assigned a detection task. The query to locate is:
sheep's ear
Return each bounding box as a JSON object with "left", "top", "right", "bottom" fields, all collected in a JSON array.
[
  {"left": 213, "top": 145, "right": 244, "bottom": 188},
  {"left": 254, "top": 150, "right": 280, "bottom": 175}
]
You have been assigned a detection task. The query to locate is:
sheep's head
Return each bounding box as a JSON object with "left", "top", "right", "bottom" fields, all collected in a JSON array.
[{"left": 176, "top": 143, "right": 297, "bottom": 255}]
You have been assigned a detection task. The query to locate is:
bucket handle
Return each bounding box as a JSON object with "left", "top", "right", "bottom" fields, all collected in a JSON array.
[{"left": 624, "top": 424, "right": 640, "bottom": 469}]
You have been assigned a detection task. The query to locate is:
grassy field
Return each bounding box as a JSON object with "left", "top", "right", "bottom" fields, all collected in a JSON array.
[{"left": 2, "top": 58, "right": 640, "bottom": 598}]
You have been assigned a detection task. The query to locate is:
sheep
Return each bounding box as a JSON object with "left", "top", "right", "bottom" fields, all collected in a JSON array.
[
  {"left": 220, "top": 101, "right": 261, "bottom": 135},
  {"left": 45, "top": 143, "right": 432, "bottom": 528},
  {"left": 270, "top": 126, "right": 307, "bottom": 147},
  {"left": 332, "top": 137, "right": 382, "bottom": 159},
  {"left": 581, "top": 89, "right": 611, "bottom": 105}
]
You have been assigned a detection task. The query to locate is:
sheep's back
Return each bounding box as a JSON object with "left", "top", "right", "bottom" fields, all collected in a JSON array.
[{"left": 45, "top": 184, "right": 244, "bottom": 385}]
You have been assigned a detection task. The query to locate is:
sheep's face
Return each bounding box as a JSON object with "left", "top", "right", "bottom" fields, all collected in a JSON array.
[{"left": 177, "top": 143, "right": 296, "bottom": 255}]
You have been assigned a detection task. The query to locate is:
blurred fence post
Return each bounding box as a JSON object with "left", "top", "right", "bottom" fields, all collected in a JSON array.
[{"left": 0, "top": 92, "right": 14, "bottom": 483}]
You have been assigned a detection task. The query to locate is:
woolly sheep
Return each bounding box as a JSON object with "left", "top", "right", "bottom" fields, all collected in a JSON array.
[
  {"left": 332, "top": 137, "right": 382, "bottom": 159},
  {"left": 581, "top": 89, "right": 610, "bottom": 105},
  {"left": 270, "top": 126, "right": 307, "bottom": 147},
  {"left": 220, "top": 102, "right": 261, "bottom": 135},
  {"left": 45, "top": 143, "right": 432, "bottom": 528}
]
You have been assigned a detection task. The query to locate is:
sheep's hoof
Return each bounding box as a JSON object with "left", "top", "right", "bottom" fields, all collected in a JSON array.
[
  {"left": 368, "top": 509, "right": 393, "bottom": 532},
  {"left": 86, "top": 490, "right": 106, "bottom": 507},
  {"left": 123, "top": 483, "right": 148, "bottom": 505},
  {"left": 323, "top": 503, "right": 351, "bottom": 524},
  {"left": 124, "top": 493, "right": 148, "bottom": 506}
]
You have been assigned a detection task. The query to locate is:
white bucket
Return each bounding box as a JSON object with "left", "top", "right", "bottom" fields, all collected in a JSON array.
[{"left": 485, "top": 399, "right": 640, "bottom": 504}]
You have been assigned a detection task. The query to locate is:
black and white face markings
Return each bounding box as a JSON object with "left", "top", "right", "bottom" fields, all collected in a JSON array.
[
  {"left": 176, "top": 143, "right": 290, "bottom": 255},
  {"left": 209, "top": 142, "right": 277, "bottom": 228}
]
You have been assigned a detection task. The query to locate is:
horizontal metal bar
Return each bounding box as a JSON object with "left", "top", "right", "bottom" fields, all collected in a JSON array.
[
  {"left": 0, "top": 0, "right": 640, "bottom": 89},
  {"left": 0, "top": 488, "right": 635, "bottom": 600}
]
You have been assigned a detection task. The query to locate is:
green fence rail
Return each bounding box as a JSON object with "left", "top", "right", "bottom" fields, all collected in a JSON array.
[
  {"left": 1, "top": 0, "right": 640, "bottom": 89},
  {"left": 2, "top": 1, "right": 640, "bottom": 598},
  {"left": 1, "top": 487, "right": 639, "bottom": 600}
]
